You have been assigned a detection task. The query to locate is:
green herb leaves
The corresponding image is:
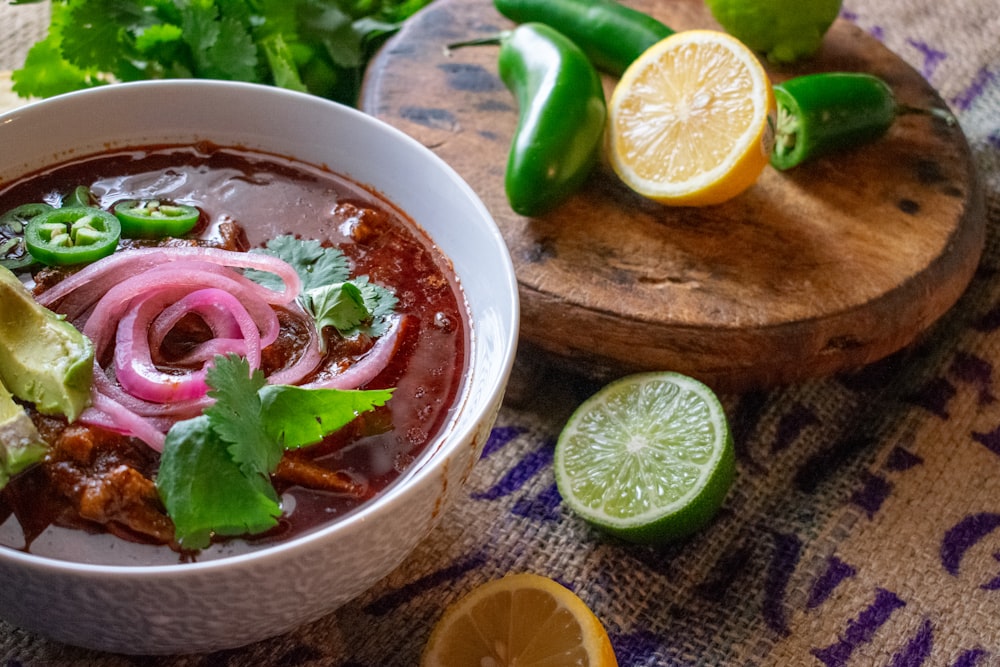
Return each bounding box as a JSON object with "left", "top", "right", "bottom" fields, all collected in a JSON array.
[
  {"left": 156, "top": 235, "right": 399, "bottom": 549},
  {"left": 156, "top": 354, "right": 392, "bottom": 550},
  {"left": 249, "top": 235, "right": 350, "bottom": 292},
  {"left": 249, "top": 235, "right": 398, "bottom": 346},
  {"left": 10, "top": 0, "right": 434, "bottom": 105},
  {"left": 156, "top": 414, "right": 282, "bottom": 551}
]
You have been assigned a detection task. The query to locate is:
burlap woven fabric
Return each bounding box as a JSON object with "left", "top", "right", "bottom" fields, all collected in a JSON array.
[{"left": 1, "top": 0, "right": 999, "bottom": 664}]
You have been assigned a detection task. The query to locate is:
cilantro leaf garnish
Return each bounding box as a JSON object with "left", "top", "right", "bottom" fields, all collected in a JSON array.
[
  {"left": 248, "top": 234, "right": 398, "bottom": 347},
  {"left": 202, "top": 354, "right": 277, "bottom": 476},
  {"left": 260, "top": 383, "right": 392, "bottom": 449},
  {"left": 302, "top": 282, "right": 370, "bottom": 335},
  {"left": 343, "top": 275, "right": 398, "bottom": 338},
  {"left": 156, "top": 353, "right": 393, "bottom": 550},
  {"left": 248, "top": 235, "right": 350, "bottom": 292},
  {"left": 156, "top": 415, "right": 282, "bottom": 550}
]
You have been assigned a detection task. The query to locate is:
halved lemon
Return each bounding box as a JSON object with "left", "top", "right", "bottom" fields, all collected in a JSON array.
[
  {"left": 420, "top": 573, "right": 618, "bottom": 667},
  {"left": 607, "top": 29, "right": 776, "bottom": 206}
]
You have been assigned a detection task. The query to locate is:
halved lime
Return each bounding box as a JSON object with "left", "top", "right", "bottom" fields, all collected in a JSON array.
[{"left": 554, "top": 372, "right": 735, "bottom": 544}]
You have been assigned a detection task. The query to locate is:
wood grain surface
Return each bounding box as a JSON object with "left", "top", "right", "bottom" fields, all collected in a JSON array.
[{"left": 361, "top": 0, "right": 985, "bottom": 391}]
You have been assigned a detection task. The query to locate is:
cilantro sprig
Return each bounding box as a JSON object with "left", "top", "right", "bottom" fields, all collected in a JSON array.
[
  {"left": 156, "top": 354, "right": 392, "bottom": 550},
  {"left": 247, "top": 235, "right": 398, "bottom": 348},
  {"left": 10, "top": 0, "right": 433, "bottom": 106},
  {"left": 159, "top": 236, "right": 398, "bottom": 549}
]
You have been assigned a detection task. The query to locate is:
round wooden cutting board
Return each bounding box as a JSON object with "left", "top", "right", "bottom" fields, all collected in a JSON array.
[{"left": 361, "top": 0, "right": 985, "bottom": 391}]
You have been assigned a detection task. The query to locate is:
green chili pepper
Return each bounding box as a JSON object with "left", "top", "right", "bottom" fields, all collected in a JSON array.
[
  {"left": 25, "top": 206, "right": 121, "bottom": 266},
  {"left": 65, "top": 185, "right": 95, "bottom": 208},
  {"left": 771, "top": 72, "right": 955, "bottom": 170},
  {"left": 113, "top": 199, "right": 201, "bottom": 238},
  {"left": 0, "top": 203, "right": 53, "bottom": 270},
  {"left": 450, "top": 23, "right": 607, "bottom": 217},
  {"left": 494, "top": 0, "right": 674, "bottom": 75}
]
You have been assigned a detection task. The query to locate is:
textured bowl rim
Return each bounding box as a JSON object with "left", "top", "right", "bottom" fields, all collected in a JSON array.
[{"left": 0, "top": 79, "right": 520, "bottom": 578}]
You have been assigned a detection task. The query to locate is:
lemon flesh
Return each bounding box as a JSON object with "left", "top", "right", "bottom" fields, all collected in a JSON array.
[
  {"left": 607, "top": 30, "right": 775, "bottom": 206},
  {"left": 421, "top": 573, "right": 618, "bottom": 667}
]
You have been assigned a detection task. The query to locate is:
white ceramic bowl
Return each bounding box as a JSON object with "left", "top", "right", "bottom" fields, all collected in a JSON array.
[{"left": 0, "top": 80, "right": 518, "bottom": 654}]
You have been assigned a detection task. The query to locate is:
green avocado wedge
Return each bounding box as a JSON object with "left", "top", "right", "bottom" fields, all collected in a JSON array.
[
  {"left": 0, "top": 265, "right": 93, "bottom": 421},
  {"left": 0, "top": 379, "right": 48, "bottom": 490}
]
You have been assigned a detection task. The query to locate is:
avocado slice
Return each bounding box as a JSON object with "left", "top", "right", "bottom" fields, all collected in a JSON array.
[
  {"left": 0, "top": 379, "right": 48, "bottom": 490},
  {"left": 0, "top": 265, "right": 94, "bottom": 422}
]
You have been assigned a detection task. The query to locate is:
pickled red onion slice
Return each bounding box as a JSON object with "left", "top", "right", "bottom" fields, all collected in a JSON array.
[
  {"left": 81, "top": 391, "right": 169, "bottom": 453},
  {"left": 302, "top": 315, "right": 404, "bottom": 390},
  {"left": 82, "top": 260, "right": 282, "bottom": 361},
  {"left": 37, "top": 246, "right": 300, "bottom": 321},
  {"left": 38, "top": 246, "right": 401, "bottom": 451},
  {"left": 114, "top": 288, "right": 264, "bottom": 403}
]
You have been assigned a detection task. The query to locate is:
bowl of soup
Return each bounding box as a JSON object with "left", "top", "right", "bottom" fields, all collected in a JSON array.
[{"left": 0, "top": 80, "right": 518, "bottom": 654}]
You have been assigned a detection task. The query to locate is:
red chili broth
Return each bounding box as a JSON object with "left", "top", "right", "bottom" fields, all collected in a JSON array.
[{"left": 0, "top": 143, "right": 469, "bottom": 565}]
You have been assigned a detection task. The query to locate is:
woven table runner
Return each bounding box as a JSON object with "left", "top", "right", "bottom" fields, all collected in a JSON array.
[{"left": 1, "top": 0, "right": 999, "bottom": 664}]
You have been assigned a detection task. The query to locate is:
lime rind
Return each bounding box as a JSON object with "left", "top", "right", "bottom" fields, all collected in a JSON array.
[
  {"left": 554, "top": 372, "right": 735, "bottom": 544},
  {"left": 705, "top": 0, "right": 843, "bottom": 64}
]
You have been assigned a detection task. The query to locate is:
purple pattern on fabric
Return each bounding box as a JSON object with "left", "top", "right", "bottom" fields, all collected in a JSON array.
[
  {"left": 731, "top": 391, "right": 770, "bottom": 471},
  {"left": 609, "top": 629, "right": 665, "bottom": 666},
  {"left": 989, "top": 130, "right": 1000, "bottom": 150},
  {"left": 890, "top": 618, "right": 934, "bottom": 667},
  {"left": 951, "top": 65, "right": 997, "bottom": 111},
  {"left": 850, "top": 472, "right": 893, "bottom": 518},
  {"left": 811, "top": 588, "right": 906, "bottom": 666},
  {"left": 971, "top": 424, "right": 1000, "bottom": 457},
  {"left": 795, "top": 436, "right": 876, "bottom": 494},
  {"left": 363, "top": 550, "right": 490, "bottom": 616},
  {"left": 906, "top": 39, "right": 948, "bottom": 78},
  {"left": 695, "top": 544, "right": 754, "bottom": 602},
  {"left": 982, "top": 552, "right": 1000, "bottom": 591},
  {"left": 479, "top": 424, "right": 524, "bottom": 460},
  {"left": 973, "top": 299, "right": 1000, "bottom": 332},
  {"left": 511, "top": 482, "right": 563, "bottom": 522},
  {"left": 884, "top": 446, "right": 923, "bottom": 472},
  {"left": 808, "top": 556, "right": 858, "bottom": 609},
  {"left": 940, "top": 513, "right": 1000, "bottom": 576},
  {"left": 763, "top": 531, "right": 802, "bottom": 636},
  {"left": 953, "top": 648, "right": 990, "bottom": 667},
  {"left": 471, "top": 438, "right": 554, "bottom": 501},
  {"left": 949, "top": 353, "right": 996, "bottom": 405},
  {"left": 906, "top": 377, "right": 956, "bottom": 419},
  {"left": 773, "top": 403, "right": 821, "bottom": 454}
]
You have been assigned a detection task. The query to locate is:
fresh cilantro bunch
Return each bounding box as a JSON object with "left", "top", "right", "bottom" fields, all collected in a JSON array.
[
  {"left": 156, "top": 354, "right": 393, "bottom": 549},
  {"left": 10, "top": 0, "right": 434, "bottom": 105}
]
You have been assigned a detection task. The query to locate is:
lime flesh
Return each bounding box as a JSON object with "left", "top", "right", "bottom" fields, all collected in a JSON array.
[{"left": 554, "top": 372, "right": 735, "bottom": 544}]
